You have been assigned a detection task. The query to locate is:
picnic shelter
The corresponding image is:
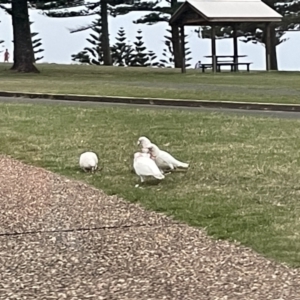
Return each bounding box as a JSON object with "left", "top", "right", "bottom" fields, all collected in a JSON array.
[{"left": 169, "top": 0, "right": 283, "bottom": 73}]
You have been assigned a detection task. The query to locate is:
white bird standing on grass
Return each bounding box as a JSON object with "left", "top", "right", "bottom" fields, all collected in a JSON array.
[
  {"left": 147, "top": 143, "right": 189, "bottom": 170},
  {"left": 133, "top": 152, "right": 165, "bottom": 184},
  {"left": 79, "top": 151, "right": 99, "bottom": 173}
]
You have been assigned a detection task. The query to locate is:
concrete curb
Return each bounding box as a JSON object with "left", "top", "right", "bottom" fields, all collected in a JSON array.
[{"left": 0, "top": 91, "right": 300, "bottom": 112}]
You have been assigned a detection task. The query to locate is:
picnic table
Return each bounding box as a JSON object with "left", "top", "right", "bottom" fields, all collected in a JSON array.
[{"left": 201, "top": 55, "right": 252, "bottom": 72}]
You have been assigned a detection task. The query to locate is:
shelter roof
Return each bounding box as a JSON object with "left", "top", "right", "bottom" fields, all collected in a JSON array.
[{"left": 169, "top": 0, "right": 283, "bottom": 26}]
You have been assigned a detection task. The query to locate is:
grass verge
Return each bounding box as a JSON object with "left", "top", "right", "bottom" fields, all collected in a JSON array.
[
  {"left": 0, "top": 63, "right": 300, "bottom": 103},
  {"left": 1, "top": 102, "right": 300, "bottom": 266}
]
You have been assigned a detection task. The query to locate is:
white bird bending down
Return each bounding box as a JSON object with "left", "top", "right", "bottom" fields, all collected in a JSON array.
[
  {"left": 147, "top": 143, "right": 189, "bottom": 170},
  {"left": 79, "top": 151, "right": 98, "bottom": 173},
  {"left": 133, "top": 152, "right": 165, "bottom": 183},
  {"left": 137, "top": 136, "right": 152, "bottom": 154}
]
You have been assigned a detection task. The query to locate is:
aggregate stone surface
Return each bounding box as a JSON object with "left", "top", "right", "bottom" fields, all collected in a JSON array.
[{"left": 1, "top": 155, "right": 300, "bottom": 300}]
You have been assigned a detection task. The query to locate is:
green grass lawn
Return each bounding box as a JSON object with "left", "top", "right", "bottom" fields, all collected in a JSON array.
[
  {"left": 1, "top": 63, "right": 300, "bottom": 104},
  {"left": 1, "top": 101, "right": 300, "bottom": 266}
]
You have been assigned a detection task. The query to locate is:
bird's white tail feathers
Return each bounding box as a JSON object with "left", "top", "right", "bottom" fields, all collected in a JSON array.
[
  {"left": 153, "top": 173, "right": 165, "bottom": 180},
  {"left": 176, "top": 161, "right": 189, "bottom": 168}
]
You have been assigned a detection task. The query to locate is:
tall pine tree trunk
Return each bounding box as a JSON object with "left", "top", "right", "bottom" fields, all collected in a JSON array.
[
  {"left": 100, "top": 0, "right": 112, "bottom": 65},
  {"left": 11, "top": 0, "right": 39, "bottom": 73},
  {"left": 263, "top": 25, "right": 278, "bottom": 71},
  {"left": 171, "top": 0, "right": 181, "bottom": 68}
]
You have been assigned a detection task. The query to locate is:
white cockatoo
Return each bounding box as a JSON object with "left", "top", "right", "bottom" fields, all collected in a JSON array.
[
  {"left": 133, "top": 152, "right": 165, "bottom": 183},
  {"left": 146, "top": 143, "right": 189, "bottom": 170},
  {"left": 79, "top": 151, "right": 98, "bottom": 172},
  {"left": 137, "top": 136, "right": 152, "bottom": 154}
]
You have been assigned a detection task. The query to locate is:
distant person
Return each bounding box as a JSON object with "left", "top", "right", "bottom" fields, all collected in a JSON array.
[
  {"left": 4, "top": 49, "right": 9, "bottom": 63},
  {"left": 194, "top": 60, "right": 201, "bottom": 69}
]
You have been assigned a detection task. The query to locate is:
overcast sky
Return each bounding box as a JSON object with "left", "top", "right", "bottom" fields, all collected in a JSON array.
[{"left": 0, "top": 4, "right": 299, "bottom": 70}]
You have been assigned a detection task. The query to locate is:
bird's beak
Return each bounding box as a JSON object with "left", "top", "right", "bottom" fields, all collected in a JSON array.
[{"left": 137, "top": 141, "right": 140, "bottom": 146}]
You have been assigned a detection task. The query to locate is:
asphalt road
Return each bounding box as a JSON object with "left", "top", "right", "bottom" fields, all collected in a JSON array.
[{"left": 1, "top": 96, "right": 300, "bottom": 120}]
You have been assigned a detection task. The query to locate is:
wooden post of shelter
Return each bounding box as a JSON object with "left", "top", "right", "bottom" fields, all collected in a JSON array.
[
  {"left": 180, "top": 25, "right": 186, "bottom": 73},
  {"left": 233, "top": 23, "right": 238, "bottom": 72},
  {"left": 211, "top": 25, "right": 217, "bottom": 72},
  {"left": 265, "top": 22, "right": 271, "bottom": 71}
]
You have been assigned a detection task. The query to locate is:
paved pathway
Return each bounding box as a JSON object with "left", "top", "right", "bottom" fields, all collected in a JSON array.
[
  {"left": 1, "top": 95, "right": 300, "bottom": 119},
  {"left": 1, "top": 156, "right": 300, "bottom": 299}
]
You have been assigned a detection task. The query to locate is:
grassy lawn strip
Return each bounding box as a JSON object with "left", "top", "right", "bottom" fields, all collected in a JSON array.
[
  {"left": 1, "top": 102, "right": 300, "bottom": 266},
  {"left": 1, "top": 63, "right": 300, "bottom": 104}
]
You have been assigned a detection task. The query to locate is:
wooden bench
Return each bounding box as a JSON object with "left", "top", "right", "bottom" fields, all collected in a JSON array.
[
  {"left": 200, "top": 62, "right": 252, "bottom": 72},
  {"left": 200, "top": 64, "right": 212, "bottom": 72},
  {"left": 217, "top": 62, "right": 252, "bottom": 72}
]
